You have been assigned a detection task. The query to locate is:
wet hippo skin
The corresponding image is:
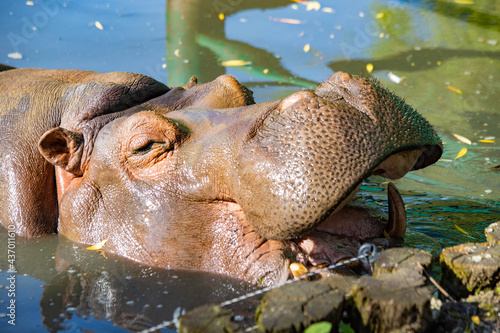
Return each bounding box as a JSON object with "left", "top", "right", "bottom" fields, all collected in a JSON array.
[{"left": 0, "top": 67, "right": 442, "bottom": 285}]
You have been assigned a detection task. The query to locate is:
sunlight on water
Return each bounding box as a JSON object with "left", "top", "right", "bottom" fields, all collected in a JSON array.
[{"left": 0, "top": 0, "right": 499, "bottom": 331}]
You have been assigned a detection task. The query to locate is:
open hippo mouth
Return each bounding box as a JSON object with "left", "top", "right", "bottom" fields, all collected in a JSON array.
[
  {"left": 235, "top": 148, "right": 427, "bottom": 284},
  {"left": 291, "top": 178, "right": 407, "bottom": 276},
  {"left": 225, "top": 73, "right": 443, "bottom": 284},
  {"left": 290, "top": 149, "right": 422, "bottom": 274}
]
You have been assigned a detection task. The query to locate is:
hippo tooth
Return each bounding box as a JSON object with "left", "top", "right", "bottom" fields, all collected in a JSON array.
[
  {"left": 289, "top": 262, "right": 308, "bottom": 279},
  {"left": 386, "top": 182, "right": 407, "bottom": 238}
]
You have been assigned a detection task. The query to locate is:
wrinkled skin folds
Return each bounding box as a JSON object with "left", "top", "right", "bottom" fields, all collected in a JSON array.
[{"left": 0, "top": 67, "right": 442, "bottom": 285}]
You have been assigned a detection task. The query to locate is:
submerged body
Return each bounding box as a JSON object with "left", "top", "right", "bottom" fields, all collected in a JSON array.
[{"left": 0, "top": 67, "right": 442, "bottom": 285}]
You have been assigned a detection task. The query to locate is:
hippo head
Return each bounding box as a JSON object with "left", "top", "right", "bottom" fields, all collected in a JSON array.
[{"left": 39, "top": 72, "right": 442, "bottom": 285}]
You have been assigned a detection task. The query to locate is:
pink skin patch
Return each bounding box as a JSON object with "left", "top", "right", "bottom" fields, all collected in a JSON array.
[{"left": 316, "top": 205, "right": 385, "bottom": 240}]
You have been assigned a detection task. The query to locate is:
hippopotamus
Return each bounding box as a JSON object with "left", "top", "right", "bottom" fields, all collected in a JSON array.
[{"left": 0, "top": 67, "right": 442, "bottom": 285}]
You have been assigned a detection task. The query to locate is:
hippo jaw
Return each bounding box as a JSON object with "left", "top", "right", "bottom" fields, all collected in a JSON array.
[{"left": 223, "top": 158, "right": 418, "bottom": 285}]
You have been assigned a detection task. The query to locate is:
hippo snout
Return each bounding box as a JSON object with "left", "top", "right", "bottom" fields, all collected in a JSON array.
[{"left": 232, "top": 73, "right": 442, "bottom": 242}]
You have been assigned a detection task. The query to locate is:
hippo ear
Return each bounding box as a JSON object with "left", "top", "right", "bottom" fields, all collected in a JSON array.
[{"left": 38, "top": 127, "right": 84, "bottom": 176}]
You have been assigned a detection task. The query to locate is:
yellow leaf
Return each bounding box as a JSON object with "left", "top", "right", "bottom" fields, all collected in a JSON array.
[
  {"left": 86, "top": 239, "right": 108, "bottom": 250},
  {"left": 453, "top": 134, "right": 472, "bottom": 145},
  {"left": 303, "top": 43, "right": 310, "bottom": 52},
  {"left": 263, "top": 68, "right": 269, "bottom": 74},
  {"left": 26, "top": 1, "right": 34, "bottom": 5},
  {"left": 221, "top": 60, "right": 252, "bottom": 67},
  {"left": 479, "top": 139, "right": 495, "bottom": 143},
  {"left": 454, "top": 0, "right": 474, "bottom": 4},
  {"left": 376, "top": 12, "right": 385, "bottom": 19},
  {"left": 95, "top": 21, "right": 104, "bottom": 30},
  {"left": 218, "top": 13, "right": 225, "bottom": 20},
  {"left": 366, "top": 63, "right": 374, "bottom": 73},
  {"left": 454, "top": 224, "right": 470, "bottom": 236},
  {"left": 471, "top": 315, "right": 480, "bottom": 325},
  {"left": 446, "top": 85, "right": 462, "bottom": 94},
  {"left": 289, "top": 262, "right": 308, "bottom": 278},
  {"left": 455, "top": 148, "right": 467, "bottom": 159},
  {"left": 383, "top": 229, "right": 391, "bottom": 239}
]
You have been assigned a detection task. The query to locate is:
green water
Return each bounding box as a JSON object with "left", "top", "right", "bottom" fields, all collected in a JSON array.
[{"left": 1, "top": 0, "right": 499, "bottom": 331}]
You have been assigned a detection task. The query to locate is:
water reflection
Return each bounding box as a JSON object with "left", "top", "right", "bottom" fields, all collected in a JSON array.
[
  {"left": 0, "top": 232, "right": 257, "bottom": 332},
  {"left": 166, "top": 0, "right": 318, "bottom": 87},
  {"left": 0, "top": 0, "right": 499, "bottom": 331},
  {"left": 329, "top": 48, "right": 500, "bottom": 73}
]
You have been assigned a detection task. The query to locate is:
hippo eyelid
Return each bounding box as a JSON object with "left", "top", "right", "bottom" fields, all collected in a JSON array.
[
  {"left": 133, "top": 141, "right": 168, "bottom": 154},
  {"left": 127, "top": 133, "right": 172, "bottom": 154}
]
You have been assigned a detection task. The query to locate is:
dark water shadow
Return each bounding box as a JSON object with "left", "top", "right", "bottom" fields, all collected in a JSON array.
[
  {"left": 0, "top": 231, "right": 258, "bottom": 332},
  {"left": 329, "top": 47, "right": 500, "bottom": 74}
]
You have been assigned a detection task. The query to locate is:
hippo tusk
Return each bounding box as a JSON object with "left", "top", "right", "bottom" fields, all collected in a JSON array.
[{"left": 386, "top": 182, "right": 407, "bottom": 238}]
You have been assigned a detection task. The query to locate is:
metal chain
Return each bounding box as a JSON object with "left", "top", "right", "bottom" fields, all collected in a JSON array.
[{"left": 140, "top": 243, "right": 378, "bottom": 333}]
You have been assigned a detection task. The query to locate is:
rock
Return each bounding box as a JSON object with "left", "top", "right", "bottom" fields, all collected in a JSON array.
[
  {"left": 430, "top": 301, "right": 491, "bottom": 332},
  {"left": 373, "top": 247, "right": 432, "bottom": 277},
  {"left": 440, "top": 242, "right": 500, "bottom": 299},
  {"left": 255, "top": 280, "right": 344, "bottom": 333},
  {"left": 350, "top": 267, "right": 433, "bottom": 333},
  {"left": 318, "top": 273, "right": 358, "bottom": 295},
  {"left": 178, "top": 304, "right": 240, "bottom": 333},
  {"left": 465, "top": 288, "right": 500, "bottom": 318},
  {"left": 485, "top": 221, "right": 500, "bottom": 245}
]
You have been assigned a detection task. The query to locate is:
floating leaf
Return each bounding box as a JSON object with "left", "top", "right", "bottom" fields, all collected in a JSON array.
[
  {"left": 453, "top": 134, "right": 472, "bottom": 145},
  {"left": 306, "top": 1, "right": 321, "bottom": 11},
  {"left": 375, "top": 12, "right": 385, "bottom": 19},
  {"left": 455, "top": 148, "right": 467, "bottom": 159},
  {"left": 221, "top": 60, "right": 251, "bottom": 67},
  {"left": 479, "top": 139, "right": 495, "bottom": 143},
  {"left": 86, "top": 239, "right": 108, "bottom": 250},
  {"left": 263, "top": 68, "right": 269, "bottom": 74},
  {"left": 322, "top": 7, "right": 334, "bottom": 13},
  {"left": 454, "top": 0, "right": 474, "bottom": 4},
  {"left": 218, "top": 13, "right": 225, "bottom": 20},
  {"left": 95, "top": 21, "right": 104, "bottom": 30},
  {"left": 446, "top": 85, "right": 462, "bottom": 94},
  {"left": 303, "top": 43, "right": 311, "bottom": 52},
  {"left": 269, "top": 17, "right": 303, "bottom": 24},
  {"left": 387, "top": 72, "right": 403, "bottom": 84},
  {"left": 366, "top": 63, "right": 374, "bottom": 73},
  {"left": 304, "top": 321, "right": 333, "bottom": 333},
  {"left": 7, "top": 52, "right": 22, "bottom": 60},
  {"left": 26, "top": 1, "right": 34, "bottom": 5},
  {"left": 454, "top": 224, "right": 470, "bottom": 236}
]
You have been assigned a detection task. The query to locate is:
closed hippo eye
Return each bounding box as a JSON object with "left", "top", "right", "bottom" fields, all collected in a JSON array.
[
  {"left": 128, "top": 134, "right": 172, "bottom": 154},
  {"left": 124, "top": 133, "right": 176, "bottom": 171}
]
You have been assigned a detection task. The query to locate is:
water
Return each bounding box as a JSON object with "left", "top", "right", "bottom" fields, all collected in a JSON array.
[{"left": 1, "top": 0, "right": 499, "bottom": 331}]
